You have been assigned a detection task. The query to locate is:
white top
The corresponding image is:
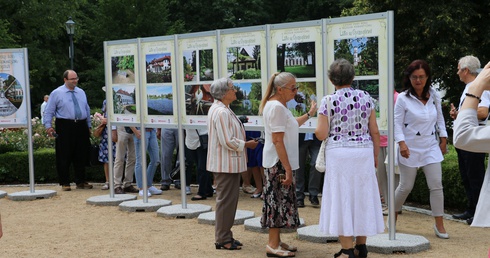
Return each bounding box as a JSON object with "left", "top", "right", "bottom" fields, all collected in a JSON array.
[
  {"left": 458, "top": 81, "right": 490, "bottom": 125},
  {"left": 454, "top": 109, "right": 490, "bottom": 227},
  {"left": 262, "top": 100, "right": 299, "bottom": 169},
  {"left": 394, "top": 88, "right": 447, "bottom": 167},
  {"left": 40, "top": 101, "right": 47, "bottom": 122},
  {"left": 185, "top": 128, "right": 208, "bottom": 150}
]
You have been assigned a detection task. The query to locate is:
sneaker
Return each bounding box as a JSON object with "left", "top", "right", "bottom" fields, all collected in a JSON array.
[
  {"left": 139, "top": 190, "right": 152, "bottom": 197},
  {"left": 62, "top": 185, "right": 71, "bottom": 191},
  {"left": 185, "top": 186, "right": 191, "bottom": 195},
  {"left": 76, "top": 182, "right": 93, "bottom": 189},
  {"left": 114, "top": 187, "right": 125, "bottom": 194},
  {"left": 101, "top": 182, "right": 109, "bottom": 190},
  {"left": 148, "top": 186, "right": 162, "bottom": 195},
  {"left": 123, "top": 185, "right": 139, "bottom": 193},
  {"left": 160, "top": 184, "right": 170, "bottom": 191}
]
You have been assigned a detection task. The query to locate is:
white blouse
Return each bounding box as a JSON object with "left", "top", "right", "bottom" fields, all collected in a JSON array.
[
  {"left": 394, "top": 88, "right": 447, "bottom": 167},
  {"left": 262, "top": 100, "right": 299, "bottom": 169}
]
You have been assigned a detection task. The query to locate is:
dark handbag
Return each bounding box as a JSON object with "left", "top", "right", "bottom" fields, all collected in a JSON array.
[
  {"left": 196, "top": 129, "right": 208, "bottom": 149},
  {"left": 88, "top": 144, "right": 103, "bottom": 166}
]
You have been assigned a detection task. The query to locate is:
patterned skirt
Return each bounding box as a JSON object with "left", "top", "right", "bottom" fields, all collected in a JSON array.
[{"left": 261, "top": 161, "right": 300, "bottom": 229}]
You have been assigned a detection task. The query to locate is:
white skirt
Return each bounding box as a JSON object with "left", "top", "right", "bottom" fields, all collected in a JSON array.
[{"left": 319, "top": 147, "right": 385, "bottom": 236}]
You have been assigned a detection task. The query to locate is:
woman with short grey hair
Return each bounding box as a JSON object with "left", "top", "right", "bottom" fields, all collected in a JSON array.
[{"left": 207, "top": 77, "right": 258, "bottom": 251}]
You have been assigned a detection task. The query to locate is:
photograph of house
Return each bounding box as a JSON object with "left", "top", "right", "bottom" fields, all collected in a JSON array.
[
  {"left": 277, "top": 42, "right": 316, "bottom": 78},
  {"left": 146, "top": 53, "right": 172, "bottom": 83},
  {"left": 112, "top": 86, "right": 136, "bottom": 114},
  {"left": 226, "top": 45, "right": 261, "bottom": 79}
]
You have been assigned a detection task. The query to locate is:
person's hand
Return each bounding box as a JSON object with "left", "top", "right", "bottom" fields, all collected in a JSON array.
[
  {"left": 439, "top": 138, "right": 448, "bottom": 155},
  {"left": 245, "top": 139, "right": 259, "bottom": 149},
  {"left": 101, "top": 117, "right": 107, "bottom": 125},
  {"left": 46, "top": 127, "right": 57, "bottom": 138},
  {"left": 281, "top": 172, "right": 294, "bottom": 187},
  {"left": 474, "top": 61, "right": 490, "bottom": 90},
  {"left": 133, "top": 128, "right": 141, "bottom": 139},
  {"left": 399, "top": 141, "right": 410, "bottom": 159},
  {"left": 308, "top": 100, "right": 317, "bottom": 117},
  {"left": 111, "top": 129, "right": 118, "bottom": 142},
  {"left": 449, "top": 103, "right": 458, "bottom": 120}
]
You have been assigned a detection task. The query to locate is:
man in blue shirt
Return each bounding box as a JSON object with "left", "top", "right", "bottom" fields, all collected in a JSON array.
[{"left": 44, "top": 70, "right": 93, "bottom": 191}]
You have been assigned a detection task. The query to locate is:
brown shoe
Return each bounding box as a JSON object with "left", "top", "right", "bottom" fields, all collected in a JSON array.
[
  {"left": 62, "top": 185, "right": 71, "bottom": 191},
  {"left": 123, "top": 185, "right": 139, "bottom": 193},
  {"left": 114, "top": 187, "right": 125, "bottom": 194},
  {"left": 76, "top": 182, "right": 93, "bottom": 189}
]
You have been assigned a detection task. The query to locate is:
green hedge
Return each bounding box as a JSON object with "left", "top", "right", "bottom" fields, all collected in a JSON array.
[{"left": 0, "top": 148, "right": 105, "bottom": 184}]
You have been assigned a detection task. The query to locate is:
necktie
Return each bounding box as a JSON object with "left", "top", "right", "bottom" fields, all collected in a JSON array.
[{"left": 70, "top": 91, "right": 82, "bottom": 120}]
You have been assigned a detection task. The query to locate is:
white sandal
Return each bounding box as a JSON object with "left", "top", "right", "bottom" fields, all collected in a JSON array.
[
  {"left": 279, "top": 242, "right": 297, "bottom": 252},
  {"left": 266, "top": 245, "right": 295, "bottom": 257}
]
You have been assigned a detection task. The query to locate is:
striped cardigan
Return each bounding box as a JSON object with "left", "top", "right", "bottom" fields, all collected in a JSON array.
[{"left": 206, "top": 100, "right": 247, "bottom": 173}]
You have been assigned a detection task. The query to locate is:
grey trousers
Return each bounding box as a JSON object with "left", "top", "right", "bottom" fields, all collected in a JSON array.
[{"left": 213, "top": 172, "right": 240, "bottom": 244}]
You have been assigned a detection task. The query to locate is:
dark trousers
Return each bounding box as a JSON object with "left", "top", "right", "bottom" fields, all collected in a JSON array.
[
  {"left": 55, "top": 118, "right": 90, "bottom": 186},
  {"left": 456, "top": 148, "right": 486, "bottom": 214},
  {"left": 186, "top": 146, "right": 213, "bottom": 196},
  {"left": 296, "top": 138, "right": 323, "bottom": 201}
]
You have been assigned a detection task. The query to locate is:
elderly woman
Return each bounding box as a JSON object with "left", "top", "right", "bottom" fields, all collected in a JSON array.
[
  {"left": 260, "top": 72, "right": 316, "bottom": 257},
  {"left": 394, "top": 60, "right": 449, "bottom": 239},
  {"left": 207, "top": 77, "right": 258, "bottom": 251},
  {"left": 453, "top": 61, "right": 490, "bottom": 227},
  {"left": 315, "top": 59, "right": 383, "bottom": 258}
]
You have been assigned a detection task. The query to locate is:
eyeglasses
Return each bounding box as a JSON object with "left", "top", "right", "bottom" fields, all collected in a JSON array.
[
  {"left": 409, "top": 75, "right": 427, "bottom": 81},
  {"left": 283, "top": 85, "right": 299, "bottom": 92},
  {"left": 67, "top": 77, "right": 79, "bottom": 81}
]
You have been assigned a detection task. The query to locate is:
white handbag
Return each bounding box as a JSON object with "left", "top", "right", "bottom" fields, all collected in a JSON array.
[
  {"left": 315, "top": 139, "right": 327, "bottom": 172},
  {"left": 315, "top": 96, "right": 331, "bottom": 173}
]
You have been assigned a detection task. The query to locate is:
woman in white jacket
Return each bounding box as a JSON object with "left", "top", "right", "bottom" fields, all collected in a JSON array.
[
  {"left": 453, "top": 61, "right": 490, "bottom": 227},
  {"left": 394, "top": 60, "right": 449, "bottom": 239}
]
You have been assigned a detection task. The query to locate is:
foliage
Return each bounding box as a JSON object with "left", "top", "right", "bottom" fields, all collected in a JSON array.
[
  {"left": 115, "top": 56, "right": 134, "bottom": 70},
  {"left": 232, "top": 69, "right": 261, "bottom": 79}
]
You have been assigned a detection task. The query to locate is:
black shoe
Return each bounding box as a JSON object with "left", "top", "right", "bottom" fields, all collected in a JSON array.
[
  {"left": 334, "top": 248, "right": 355, "bottom": 258},
  {"left": 466, "top": 217, "right": 474, "bottom": 225},
  {"left": 114, "top": 187, "right": 125, "bottom": 194},
  {"left": 309, "top": 195, "right": 320, "bottom": 206},
  {"left": 160, "top": 184, "right": 170, "bottom": 191},
  {"left": 297, "top": 200, "right": 305, "bottom": 208},
  {"left": 452, "top": 211, "right": 473, "bottom": 220},
  {"left": 354, "top": 244, "right": 368, "bottom": 258},
  {"left": 123, "top": 185, "right": 139, "bottom": 193}
]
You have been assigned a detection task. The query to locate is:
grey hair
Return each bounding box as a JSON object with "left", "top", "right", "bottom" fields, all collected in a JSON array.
[
  {"left": 210, "top": 77, "right": 233, "bottom": 100},
  {"left": 328, "top": 58, "right": 355, "bottom": 86},
  {"left": 459, "top": 55, "right": 480, "bottom": 75}
]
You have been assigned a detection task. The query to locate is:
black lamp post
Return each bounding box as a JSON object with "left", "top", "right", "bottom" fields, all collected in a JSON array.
[{"left": 65, "top": 17, "right": 75, "bottom": 70}]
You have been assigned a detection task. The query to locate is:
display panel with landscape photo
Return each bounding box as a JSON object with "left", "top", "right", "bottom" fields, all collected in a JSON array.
[
  {"left": 111, "top": 55, "right": 135, "bottom": 84},
  {"left": 147, "top": 85, "right": 173, "bottom": 115},
  {"left": 285, "top": 81, "right": 317, "bottom": 117},
  {"left": 112, "top": 86, "right": 136, "bottom": 114},
  {"left": 183, "top": 50, "right": 214, "bottom": 83},
  {"left": 276, "top": 42, "right": 316, "bottom": 78},
  {"left": 226, "top": 46, "right": 261, "bottom": 80},
  {"left": 334, "top": 37, "right": 378, "bottom": 76},
  {"left": 229, "top": 82, "right": 262, "bottom": 116},
  {"left": 146, "top": 53, "right": 172, "bottom": 83},
  {"left": 353, "top": 79, "right": 379, "bottom": 117}
]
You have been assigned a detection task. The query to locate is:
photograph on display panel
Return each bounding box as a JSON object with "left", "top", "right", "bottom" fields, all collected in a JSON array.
[
  {"left": 334, "top": 37, "right": 379, "bottom": 76},
  {"left": 285, "top": 81, "right": 317, "bottom": 117},
  {"left": 229, "top": 82, "right": 261, "bottom": 116},
  {"left": 0, "top": 73, "right": 23, "bottom": 117},
  {"left": 183, "top": 49, "right": 214, "bottom": 82},
  {"left": 185, "top": 84, "right": 212, "bottom": 115},
  {"left": 111, "top": 55, "right": 135, "bottom": 84},
  {"left": 147, "top": 85, "right": 173, "bottom": 115},
  {"left": 227, "top": 45, "right": 261, "bottom": 80},
  {"left": 277, "top": 42, "right": 316, "bottom": 78},
  {"left": 146, "top": 53, "right": 172, "bottom": 83},
  {"left": 112, "top": 86, "right": 136, "bottom": 115},
  {"left": 353, "top": 79, "right": 380, "bottom": 117}
]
